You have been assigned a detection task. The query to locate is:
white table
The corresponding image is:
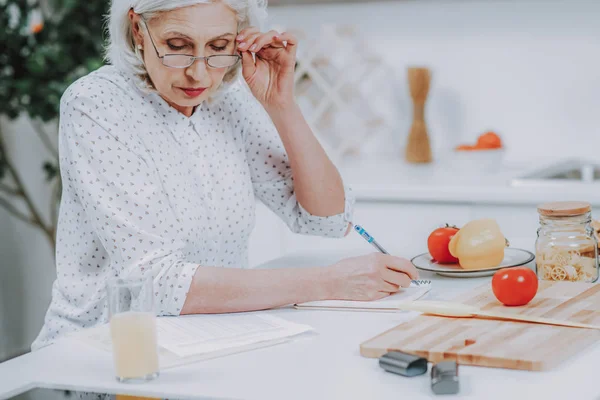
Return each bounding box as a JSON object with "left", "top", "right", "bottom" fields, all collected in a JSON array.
[{"left": 1, "top": 253, "right": 600, "bottom": 400}]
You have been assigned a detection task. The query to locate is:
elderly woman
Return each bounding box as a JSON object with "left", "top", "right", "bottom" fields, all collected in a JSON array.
[{"left": 32, "top": 0, "right": 417, "bottom": 350}]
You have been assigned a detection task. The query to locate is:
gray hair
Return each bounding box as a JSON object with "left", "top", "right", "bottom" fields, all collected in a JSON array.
[{"left": 105, "top": 0, "right": 268, "bottom": 95}]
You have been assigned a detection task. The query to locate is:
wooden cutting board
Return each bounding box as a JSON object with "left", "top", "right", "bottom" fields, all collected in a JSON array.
[{"left": 360, "top": 281, "right": 600, "bottom": 371}]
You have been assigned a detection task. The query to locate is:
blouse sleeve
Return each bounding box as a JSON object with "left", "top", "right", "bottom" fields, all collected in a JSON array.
[
  {"left": 58, "top": 86, "right": 199, "bottom": 316},
  {"left": 233, "top": 88, "right": 355, "bottom": 238}
]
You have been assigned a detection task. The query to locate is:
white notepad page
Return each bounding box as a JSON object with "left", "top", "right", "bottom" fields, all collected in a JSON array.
[{"left": 295, "top": 284, "right": 432, "bottom": 311}]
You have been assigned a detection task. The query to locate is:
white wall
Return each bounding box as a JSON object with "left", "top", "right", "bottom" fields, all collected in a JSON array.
[
  {"left": 0, "top": 116, "right": 56, "bottom": 362},
  {"left": 2, "top": 0, "right": 600, "bottom": 367},
  {"left": 267, "top": 0, "right": 600, "bottom": 166}
]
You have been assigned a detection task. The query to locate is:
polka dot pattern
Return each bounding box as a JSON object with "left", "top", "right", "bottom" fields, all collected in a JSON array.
[{"left": 31, "top": 65, "right": 355, "bottom": 351}]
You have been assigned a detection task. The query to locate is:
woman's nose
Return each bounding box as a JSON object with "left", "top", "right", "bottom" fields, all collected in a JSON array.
[{"left": 185, "top": 58, "right": 210, "bottom": 82}]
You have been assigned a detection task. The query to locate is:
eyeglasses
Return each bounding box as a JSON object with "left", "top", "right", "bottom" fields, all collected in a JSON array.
[{"left": 140, "top": 18, "right": 241, "bottom": 69}]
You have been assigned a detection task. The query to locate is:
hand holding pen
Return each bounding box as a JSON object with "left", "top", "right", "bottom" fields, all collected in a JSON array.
[
  {"left": 353, "top": 225, "right": 431, "bottom": 287},
  {"left": 323, "top": 224, "right": 426, "bottom": 301}
]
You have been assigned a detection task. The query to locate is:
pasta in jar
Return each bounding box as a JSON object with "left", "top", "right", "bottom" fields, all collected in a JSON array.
[
  {"left": 535, "top": 201, "right": 599, "bottom": 283},
  {"left": 535, "top": 244, "right": 598, "bottom": 282}
]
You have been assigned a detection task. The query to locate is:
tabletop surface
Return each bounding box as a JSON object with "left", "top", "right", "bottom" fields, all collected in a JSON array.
[{"left": 1, "top": 253, "right": 600, "bottom": 400}]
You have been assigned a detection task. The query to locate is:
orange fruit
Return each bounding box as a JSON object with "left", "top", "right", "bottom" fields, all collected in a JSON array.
[
  {"left": 476, "top": 132, "right": 502, "bottom": 149},
  {"left": 31, "top": 23, "right": 43, "bottom": 34},
  {"left": 455, "top": 144, "right": 475, "bottom": 151}
]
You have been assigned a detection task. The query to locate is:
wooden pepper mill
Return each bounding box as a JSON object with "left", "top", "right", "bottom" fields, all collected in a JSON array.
[{"left": 405, "top": 67, "right": 432, "bottom": 163}]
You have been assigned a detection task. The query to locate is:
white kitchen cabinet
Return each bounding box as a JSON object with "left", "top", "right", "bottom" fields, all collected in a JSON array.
[
  {"left": 470, "top": 204, "right": 540, "bottom": 252},
  {"left": 247, "top": 201, "right": 288, "bottom": 267},
  {"left": 248, "top": 200, "right": 546, "bottom": 268},
  {"left": 248, "top": 201, "right": 471, "bottom": 266}
]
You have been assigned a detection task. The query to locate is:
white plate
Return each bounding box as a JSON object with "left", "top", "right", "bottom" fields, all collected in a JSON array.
[{"left": 411, "top": 248, "right": 535, "bottom": 278}]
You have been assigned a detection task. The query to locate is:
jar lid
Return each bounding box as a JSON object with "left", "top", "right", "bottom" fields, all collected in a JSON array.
[{"left": 537, "top": 201, "right": 591, "bottom": 217}]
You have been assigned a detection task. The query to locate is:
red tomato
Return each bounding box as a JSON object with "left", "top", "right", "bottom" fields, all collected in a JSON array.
[
  {"left": 427, "top": 226, "right": 459, "bottom": 264},
  {"left": 492, "top": 267, "right": 538, "bottom": 306}
]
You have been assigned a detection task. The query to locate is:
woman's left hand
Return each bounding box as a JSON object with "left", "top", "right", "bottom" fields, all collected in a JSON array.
[{"left": 237, "top": 28, "right": 297, "bottom": 110}]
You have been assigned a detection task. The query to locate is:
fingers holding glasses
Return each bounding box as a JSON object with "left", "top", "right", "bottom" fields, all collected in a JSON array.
[
  {"left": 236, "top": 28, "right": 296, "bottom": 55},
  {"left": 246, "top": 30, "right": 282, "bottom": 52},
  {"left": 236, "top": 27, "right": 260, "bottom": 51},
  {"left": 271, "top": 32, "right": 297, "bottom": 56}
]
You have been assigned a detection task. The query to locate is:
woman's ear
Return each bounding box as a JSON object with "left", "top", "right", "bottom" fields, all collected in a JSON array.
[{"left": 128, "top": 8, "right": 143, "bottom": 47}]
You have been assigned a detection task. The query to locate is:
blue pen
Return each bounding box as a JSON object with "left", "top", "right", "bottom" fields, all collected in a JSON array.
[
  {"left": 353, "top": 224, "right": 430, "bottom": 287},
  {"left": 354, "top": 224, "right": 390, "bottom": 255}
]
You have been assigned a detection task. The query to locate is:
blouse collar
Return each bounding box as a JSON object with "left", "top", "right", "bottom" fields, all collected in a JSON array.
[{"left": 122, "top": 69, "right": 207, "bottom": 132}]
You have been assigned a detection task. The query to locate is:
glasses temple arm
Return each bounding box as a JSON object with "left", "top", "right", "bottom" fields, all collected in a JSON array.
[{"left": 139, "top": 17, "right": 162, "bottom": 59}]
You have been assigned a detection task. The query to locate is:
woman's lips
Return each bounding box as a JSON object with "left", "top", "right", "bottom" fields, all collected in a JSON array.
[{"left": 180, "top": 87, "right": 207, "bottom": 98}]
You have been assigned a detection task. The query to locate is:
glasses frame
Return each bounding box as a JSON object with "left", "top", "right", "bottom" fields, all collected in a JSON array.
[{"left": 140, "top": 17, "right": 241, "bottom": 69}]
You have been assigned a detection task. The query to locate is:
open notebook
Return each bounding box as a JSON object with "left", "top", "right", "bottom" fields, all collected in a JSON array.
[{"left": 295, "top": 284, "right": 432, "bottom": 312}]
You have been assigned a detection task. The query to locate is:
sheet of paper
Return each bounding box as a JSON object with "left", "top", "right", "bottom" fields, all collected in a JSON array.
[
  {"left": 157, "top": 314, "right": 314, "bottom": 357},
  {"left": 294, "top": 284, "right": 432, "bottom": 310},
  {"left": 156, "top": 314, "right": 288, "bottom": 345},
  {"left": 67, "top": 312, "right": 314, "bottom": 367}
]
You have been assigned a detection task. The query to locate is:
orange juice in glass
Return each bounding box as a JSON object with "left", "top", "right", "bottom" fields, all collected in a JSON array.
[{"left": 106, "top": 275, "right": 159, "bottom": 383}]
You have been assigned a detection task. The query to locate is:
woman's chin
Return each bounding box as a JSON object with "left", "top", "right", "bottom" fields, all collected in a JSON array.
[
  {"left": 159, "top": 88, "right": 211, "bottom": 115},
  {"left": 176, "top": 92, "right": 210, "bottom": 106}
]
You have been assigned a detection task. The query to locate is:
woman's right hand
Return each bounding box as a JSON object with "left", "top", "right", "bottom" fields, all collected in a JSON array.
[{"left": 325, "top": 253, "right": 419, "bottom": 301}]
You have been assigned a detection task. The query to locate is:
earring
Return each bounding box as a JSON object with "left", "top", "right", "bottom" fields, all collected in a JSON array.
[{"left": 137, "top": 44, "right": 143, "bottom": 50}]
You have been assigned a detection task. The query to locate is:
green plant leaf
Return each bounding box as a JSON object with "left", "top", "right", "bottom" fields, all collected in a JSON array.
[
  {"left": 43, "top": 161, "right": 59, "bottom": 182},
  {"left": 1, "top": 1, "right": 109, "bottom": 123}
]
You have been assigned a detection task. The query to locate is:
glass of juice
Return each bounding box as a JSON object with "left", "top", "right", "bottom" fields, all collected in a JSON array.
[{"left": 106, "top": 275, "right": 159, "bottom": 383}]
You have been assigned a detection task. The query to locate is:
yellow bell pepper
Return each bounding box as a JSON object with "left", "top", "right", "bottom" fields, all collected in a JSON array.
[{"left": 448, "top": 219, "right": 506, "bottom": 269}]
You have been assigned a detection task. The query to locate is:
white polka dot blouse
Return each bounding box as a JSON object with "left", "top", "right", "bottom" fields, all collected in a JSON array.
[{"left": 31, "top": 65, "right": 355, "bottom": 350}]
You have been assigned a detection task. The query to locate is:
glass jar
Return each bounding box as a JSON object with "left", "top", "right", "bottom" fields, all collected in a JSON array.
[{"left": 535, "top": 201, "right": 599, "bottom": 283}]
